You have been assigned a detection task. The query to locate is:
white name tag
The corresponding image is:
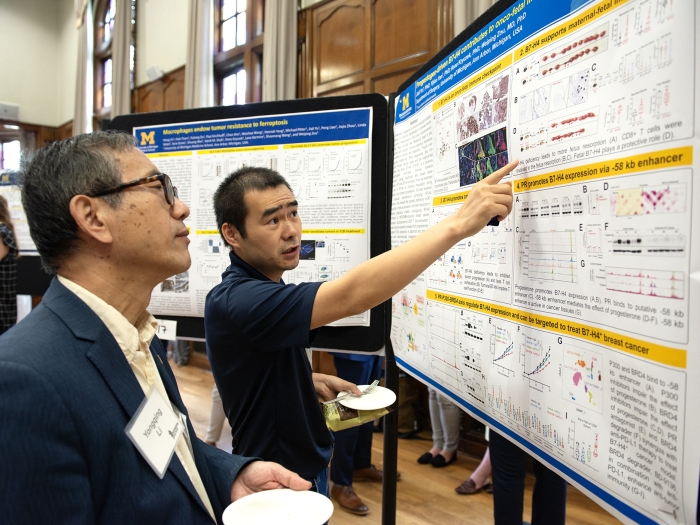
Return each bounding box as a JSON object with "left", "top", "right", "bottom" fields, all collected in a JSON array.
[
  {"left": 125, "top": 388, "right": 184, "bottom": 479},
  {"left": 154, "top": 319, "right": 178, "bottom": 341}
]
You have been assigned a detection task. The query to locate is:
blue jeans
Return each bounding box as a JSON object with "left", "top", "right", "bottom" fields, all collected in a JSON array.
[
  {"left": 309, "top": 466, "right": 330, "bottom": 525},
  {"left": 309, "top": 466, "right": 330, "bottom": 498},
  {"left": 490, "top": 430, "right": 567, "bottom": 525},
  {"left": 330, "top": 355, "right": 383, "bottom": 486}
]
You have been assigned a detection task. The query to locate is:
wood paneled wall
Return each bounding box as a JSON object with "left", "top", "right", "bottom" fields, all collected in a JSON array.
[
  {"left": 133, "top": 66, "right": 186, "bottom": 114},
  {"left": 298, "top": 0, "right": 453, "bottom": 98}
]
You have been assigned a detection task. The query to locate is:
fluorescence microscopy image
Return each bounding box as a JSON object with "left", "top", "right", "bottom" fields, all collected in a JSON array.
[
  {"left": 458, "top": 127, "right": 508, "bottom": 187},
  {"left": 300, "top": 240, "right": 316, "bottom": 260}
]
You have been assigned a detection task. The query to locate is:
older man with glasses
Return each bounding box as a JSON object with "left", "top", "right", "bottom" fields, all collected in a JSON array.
[{"left": 0, "top": 131, "right": 310, "bottom": 525}]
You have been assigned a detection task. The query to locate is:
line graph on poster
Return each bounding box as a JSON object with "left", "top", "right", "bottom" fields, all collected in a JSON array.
[
  {"left": 306, "top": 152, "right": 323, "bottom": 172},
  {"left": 490, "top": 324, "right": 515, "bottom": 378},
  {"left": 609, "top": 228, "right": 685, "bottom": 257},
  {"left": 198, "top": 157, "right": 228, "bottom": 181},
  {"left": 428, "top": 302, "right": 464, "bottom": 392},
  {"left": 604, "top": 266, "right": 684, "bottom": 299},
  {"left": 519, "top": 334, "right": 555, "bottom": 392},
  {"left": 519, "top": 230, "right": 578, "bottom": 284},
  {"left": 346, "top": 150, "right": 363, "bottom": 171},
  {"left": 327, "top": 152, "right": 342, "bottom": 172}
]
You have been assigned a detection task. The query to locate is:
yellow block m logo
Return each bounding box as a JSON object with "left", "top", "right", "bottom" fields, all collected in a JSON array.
[
  {"left": 140, "top": 131, "right": 155, "bottom": 146},
  {"left": 401, "top": 93, "right": 409, "bottom": 111}
]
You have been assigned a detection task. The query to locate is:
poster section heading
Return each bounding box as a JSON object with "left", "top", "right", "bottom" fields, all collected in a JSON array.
[
  {"left": 396, "top": 0, "right": 628, "bottom": 123},
  {"left": 136, "top": 110, "right": 371, "bottom": 154}
]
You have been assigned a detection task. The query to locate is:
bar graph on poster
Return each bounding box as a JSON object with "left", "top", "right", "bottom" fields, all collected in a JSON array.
[
  {"left": 391, "top": 0, "right": 698, "bottom": 523},
  {"left": 133, "top": 109, "right": 373, "bottom": 326}
]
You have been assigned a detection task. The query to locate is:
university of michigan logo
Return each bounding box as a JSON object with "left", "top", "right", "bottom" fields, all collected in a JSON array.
[
  {"left": 140, "top": 131, "right": 155, "bottom": 146},
  {"left": 401, "top": 93, "right": 410, "bottom": 111}
]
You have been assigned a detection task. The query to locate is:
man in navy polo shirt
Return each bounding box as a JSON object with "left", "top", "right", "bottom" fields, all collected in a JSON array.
[{"left": 205, "top": 161, "right": 515, "bottom": 505}]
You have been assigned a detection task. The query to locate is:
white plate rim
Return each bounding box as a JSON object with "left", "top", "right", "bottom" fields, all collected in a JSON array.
[
  {"left": 222, "top": 488, "right": 333, "bottom": 525},
  {"left": 336, "top": 384, "right": 396, "bottom": 410}
]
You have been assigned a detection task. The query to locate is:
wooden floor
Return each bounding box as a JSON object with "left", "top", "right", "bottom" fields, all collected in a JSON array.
[{"left": 172, "top": 361, "right": 622, "bottom": 525}]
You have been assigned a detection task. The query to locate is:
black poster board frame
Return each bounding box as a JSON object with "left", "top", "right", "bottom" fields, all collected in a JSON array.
[{"left": 109, "top": 94, "right": 389, "bottom": 352}]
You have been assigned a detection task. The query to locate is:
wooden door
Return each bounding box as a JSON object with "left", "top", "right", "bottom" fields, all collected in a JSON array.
[{"left": 298, "top": 0, "right": 453, "bottom": 98}]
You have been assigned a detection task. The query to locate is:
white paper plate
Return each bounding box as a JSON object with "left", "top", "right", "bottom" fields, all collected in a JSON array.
[
  {"left": 337, "top": 384, "right": 396, "bottom": 410},
  {"left": 222, "top": 489, "right": 333, "bottom": 525}
]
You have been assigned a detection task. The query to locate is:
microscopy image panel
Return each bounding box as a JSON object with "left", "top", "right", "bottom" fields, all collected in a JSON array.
[
  {"left": 457, "top": 127, "right": 508, "bottom": 187},
  {"left": 533, "top": 85, "right": 551, "bottom": 118},
  {"left": 494, "top": 127, "right": 508, "bottom": 152},
  {"left": 568, "top": 70, "right": 590, "bottom": 106},
  {"left": 459, "top": 158, "right": 475, "bottom": 186},
  {"left": 519, "top": 93, "right": 533, "bottom": 123},
  {"left": 493, "top": 75, "right": 510, "bottom": 100},
  {"left": 494, "top": 98, "right": 508, "bottom": 124},
  {"left": 300, "top": 240, "right": 316, "bottom": 260},
  {"left": 479, "top": 107, "right": 493, "bottom": 130},
  {"left": 497, "top": 151, "right": 509, "bottom": 169}
]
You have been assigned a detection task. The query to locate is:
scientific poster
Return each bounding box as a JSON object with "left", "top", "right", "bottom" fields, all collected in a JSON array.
[
  {"left": 134, "top": 108, "right": 373, "bottom": 326},
  {"left": 0, "top": 171, "right": 37, "bottom": 254},
  {"left": 391, "top": 0, "right": 698, "bottom": 523}
]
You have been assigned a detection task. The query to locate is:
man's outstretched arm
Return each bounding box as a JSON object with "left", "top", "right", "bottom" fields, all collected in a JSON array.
[{"left": 310, "top": 160, "right": 517, "bottom": 329}]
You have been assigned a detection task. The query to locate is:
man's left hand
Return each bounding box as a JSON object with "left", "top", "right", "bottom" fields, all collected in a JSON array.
[
  {"left": 231, "top": 461, "right": 312, "bottom": 502},
  {"left": 312, "top": 372, "right": 362, "bottom": 402}
]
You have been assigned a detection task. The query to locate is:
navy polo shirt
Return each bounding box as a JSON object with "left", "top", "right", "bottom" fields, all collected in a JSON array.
[{"left": 204, "top": 252, "right": 332, "bottom": 480}]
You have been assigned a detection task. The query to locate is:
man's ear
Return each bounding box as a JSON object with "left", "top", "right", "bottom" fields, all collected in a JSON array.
[
  {"left": 69, "top": 195, "right": 114, "bottom": 245},
  {"left": 221, "top": 223, "right": 241, "bottom": 249}
]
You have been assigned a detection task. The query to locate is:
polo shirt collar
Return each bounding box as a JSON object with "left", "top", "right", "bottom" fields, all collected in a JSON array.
[{"left": 228, "top": 251, "right": 285, "bottom": 284}]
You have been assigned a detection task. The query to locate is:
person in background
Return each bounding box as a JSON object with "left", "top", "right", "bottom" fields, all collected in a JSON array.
[
  {"left": 329, "top": 353, "right": 397, "bottom": 515},
  {"left": 205, "top": 384, "right": 227, "bottom": 447},
  {"left": 489, "top": 430, "right": 567, "bottom": 525},
  {"left": 0, "top": 132, "right": 311, "bottom": 525},
  {"left": 455, "top": 445, "right": 492, "bottom": 495},
  {"left": 416, "top": 388, "right": 460, "bottom": 468},
  {"left": 0, "top": 194, "right": 18, "bottom": 335}
]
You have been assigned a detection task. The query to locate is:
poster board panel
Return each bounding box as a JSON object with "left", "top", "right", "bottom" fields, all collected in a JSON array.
[
  {"left": 390, "top": 0, "right": 698, "bottom": 523},
  {"left": 111, "top": 94, "right": 388, "bottom": 351}
]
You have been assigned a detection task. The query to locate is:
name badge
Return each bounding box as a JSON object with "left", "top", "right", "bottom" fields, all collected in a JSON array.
[{"left": 125, "top": 388, "right": 184, "bottom": 479}]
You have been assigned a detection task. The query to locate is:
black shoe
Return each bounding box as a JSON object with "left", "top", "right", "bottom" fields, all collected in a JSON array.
[
  {"left": 417, "top": 452, "right": 433, "bottom": 464},
  {"left": 430, "top": 452, "right": 457, "bottom": 468}
]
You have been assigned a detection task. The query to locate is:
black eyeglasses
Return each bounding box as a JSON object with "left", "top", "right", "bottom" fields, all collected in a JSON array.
[{"left": 88, "top": 173, "right": 179, "bottom": 207}]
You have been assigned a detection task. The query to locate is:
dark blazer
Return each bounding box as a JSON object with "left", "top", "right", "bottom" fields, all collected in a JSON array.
[{"left": 0, "top": 279, "right": 253, "bottom": 524}]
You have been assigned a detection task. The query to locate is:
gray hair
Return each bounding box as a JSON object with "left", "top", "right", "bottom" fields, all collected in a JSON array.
[{"left": 21, "top": 131, "right": 136, "bottom": 274}]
